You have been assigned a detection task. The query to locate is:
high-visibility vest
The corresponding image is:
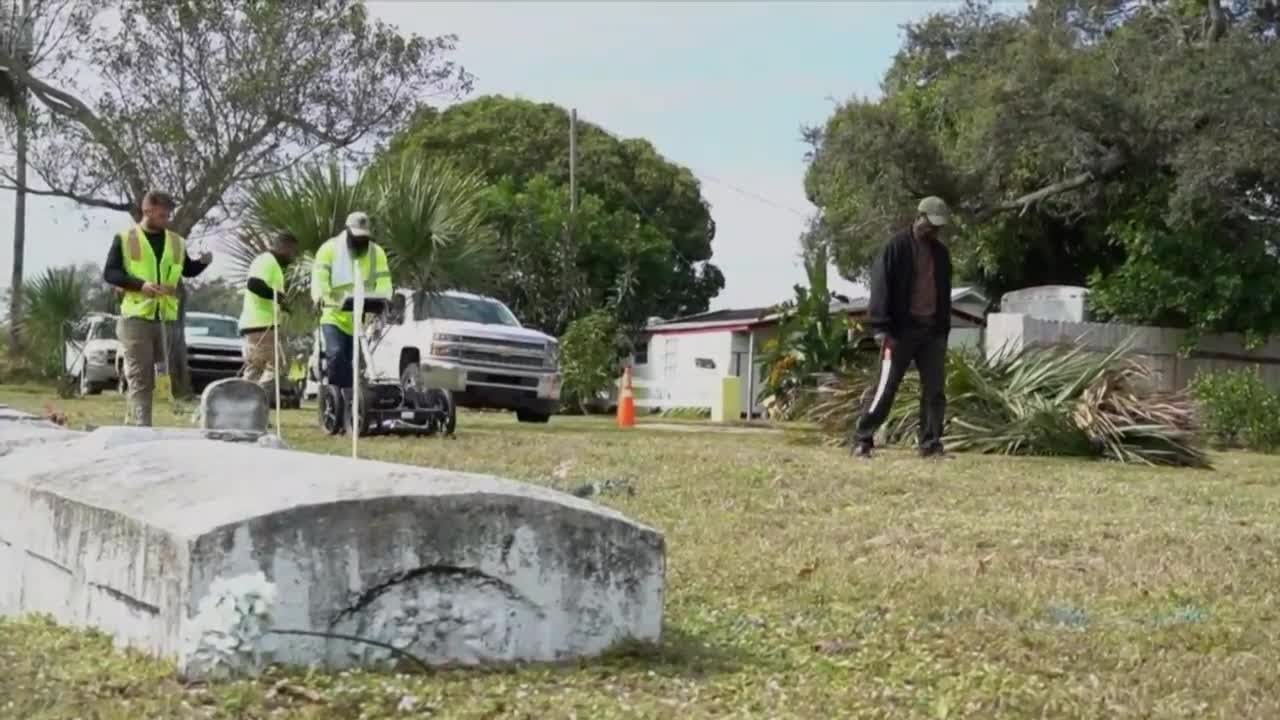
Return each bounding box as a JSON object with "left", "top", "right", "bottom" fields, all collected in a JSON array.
[
  {"left": 310, "top": 236, "right": 392, "bottom": 336},
  {"left": 238, "top": 252, "right": 285, "bottom": 333},
  {"left": 118, "top": 224, "right": 186, "bottom": 321}
]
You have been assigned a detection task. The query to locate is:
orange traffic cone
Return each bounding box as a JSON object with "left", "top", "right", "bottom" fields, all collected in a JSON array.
[{"left": 617, "top": 366, "right": 636, "bottom": 429}]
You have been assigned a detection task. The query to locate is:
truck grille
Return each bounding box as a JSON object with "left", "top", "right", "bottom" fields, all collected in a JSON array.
[
  {"left": 455, "top": 336, "right": 545, "bottom": 352},
  {"left": 187, "top": 344, "right": 243, "bottom": 373},
  {"left": 434, "top": 335, "right": 548, "bottom": 370},
  {"left": 456, "top": 348, "right": 544, "bottom": 369}
]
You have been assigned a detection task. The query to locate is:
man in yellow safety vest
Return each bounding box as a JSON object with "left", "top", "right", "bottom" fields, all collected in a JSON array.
[
  {"left": 238, "top": 231, "right": 300, "bottom": 391},
  {"left": 310, "top": 211, "right": 392, "bottom": 406},
  {"left": 102, "top": 191, "right": 213, "bottom": 426}
]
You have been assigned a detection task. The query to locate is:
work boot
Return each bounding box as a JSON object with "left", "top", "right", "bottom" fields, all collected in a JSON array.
[{"left": 850, "top": 441, "right": 874, "bottom": 459}]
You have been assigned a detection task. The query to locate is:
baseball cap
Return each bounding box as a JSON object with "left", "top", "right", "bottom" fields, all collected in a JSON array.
[
  {"left": 917, "top": 196, "right": 951, "bottom": 227},
  {"left": 345, "top": 211, "right": 372, "bottom": 237}
]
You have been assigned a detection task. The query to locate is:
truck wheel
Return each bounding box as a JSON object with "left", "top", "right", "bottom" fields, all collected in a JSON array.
[{"left": 516, "top": 410, "right": 551, "bottom": 424}]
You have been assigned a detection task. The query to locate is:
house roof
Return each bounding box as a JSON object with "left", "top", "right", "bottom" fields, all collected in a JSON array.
[
  {"left": 647, "top": 286, "right": 989, "bottom": 335},
  {"left": 651, "top": 307, "right": 773, "bottom": 326}
]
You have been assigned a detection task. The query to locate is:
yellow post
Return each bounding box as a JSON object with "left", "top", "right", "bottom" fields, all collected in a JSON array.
[{"left": 712, "top": 376, "right": 742, "bottom": 423}]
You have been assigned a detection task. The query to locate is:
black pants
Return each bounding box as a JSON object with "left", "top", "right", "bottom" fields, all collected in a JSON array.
[
  {"left": 321, "top": 324, "right": 355, "bottom": 389},
  {"left": 852, "top": 326, "right": 947, "bottom": 450}
]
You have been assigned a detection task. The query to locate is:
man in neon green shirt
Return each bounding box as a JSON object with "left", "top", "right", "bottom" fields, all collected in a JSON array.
[
  {"left": 310, "top": 212, "right": 392, "bottom": 401},
  {"left": 238, "top": 232, "right": 300, "bottom": 391}
]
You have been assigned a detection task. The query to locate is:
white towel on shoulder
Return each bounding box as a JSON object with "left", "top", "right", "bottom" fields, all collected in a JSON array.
[{"left": 329, "top": 234, "right": 357, "bottom": 290}]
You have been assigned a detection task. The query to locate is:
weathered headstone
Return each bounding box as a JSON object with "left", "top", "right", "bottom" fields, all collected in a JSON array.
[
  {"left": 0, "top": 430, "right": 665, "bottom": 679},
  {"left": 199, "top": 378, "right": 270, "bottom": 433}
]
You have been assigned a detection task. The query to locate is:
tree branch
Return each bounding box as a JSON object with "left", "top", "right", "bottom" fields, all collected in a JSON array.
[
  {"left": 173, "top": 122, "right": 279, "bottom": 234},
  {"left": 0, "top": 50, "right": 146, "bottom": 203},
  {"left": 971, "top": 147, "right": 1127, "bottom": 220},
  {"left": 0, "top": 178, "right": 131, "bottom": 212},
  {"left": 278, "top": 112, "right": 364, "bottom": 147}
]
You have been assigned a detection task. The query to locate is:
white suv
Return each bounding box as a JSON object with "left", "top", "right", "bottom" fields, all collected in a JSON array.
[{"left": 309, "top": 290, "right": 562, "bottom": 423}]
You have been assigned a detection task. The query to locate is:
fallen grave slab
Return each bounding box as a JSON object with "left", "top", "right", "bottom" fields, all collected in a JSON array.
[
  {"left": 70, "top": 425, "right": 288, "bottom": 451},
  {"left": 0, "top": 429, "right": 665, "bottom": 679},
  {"left": 0, "top": 407, "right": 80, "bottom": 456}
]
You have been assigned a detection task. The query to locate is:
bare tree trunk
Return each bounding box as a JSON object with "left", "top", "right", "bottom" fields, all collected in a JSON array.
[{"left": 7, "top": 83, "right": 26, "bottom": 358}]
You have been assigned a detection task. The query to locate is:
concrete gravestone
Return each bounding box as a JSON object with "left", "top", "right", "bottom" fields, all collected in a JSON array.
[
  {"left": 199, "top": 378, "right": 270, "bottom": 433},
  {"left": 0, "top": 425, "right": 665, "bottom": 679}
]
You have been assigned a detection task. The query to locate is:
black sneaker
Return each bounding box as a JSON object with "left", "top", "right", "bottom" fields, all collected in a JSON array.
[
  {"left": 851, "top": 442, "right": 874, "bottom": 459},
  {"left": 919, "top": 445, "right": 951, "bottom": 460}
]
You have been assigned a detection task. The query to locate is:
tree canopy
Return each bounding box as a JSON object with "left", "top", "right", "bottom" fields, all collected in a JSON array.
[
  {"left": 0, "top": 0, "right": 470, "bottom": 235},
  {"left": 804, "top": 0, "right": 1280, "bottom": 339},
  {"left": 379, "top": 95, "right": 724, "bottom": 336}
]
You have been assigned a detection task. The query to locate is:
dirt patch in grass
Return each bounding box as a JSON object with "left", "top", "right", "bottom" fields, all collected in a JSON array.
[{"left": 3, "top": 388, "right": 1280, "bottom": 718}]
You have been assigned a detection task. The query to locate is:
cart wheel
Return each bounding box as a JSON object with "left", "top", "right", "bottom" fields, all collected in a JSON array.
[
  {"left": 319, "top": 386, "right": 345, "bottom": 436},
  {"left": 419, "top": 388, "right": 456, "bottom": 437},
  {"left": 344, "top": 387, "right": 372, "bottom": 437}
]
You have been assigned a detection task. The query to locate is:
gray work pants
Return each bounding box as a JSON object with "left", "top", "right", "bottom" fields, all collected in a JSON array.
[{"left": 116, "top": 316, "right": 184, "bottom": 427}]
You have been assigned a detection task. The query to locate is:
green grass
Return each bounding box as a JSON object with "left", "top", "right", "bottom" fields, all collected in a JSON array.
[{"left": 4, "top": 385, "right": 1280, "bottom": 718}]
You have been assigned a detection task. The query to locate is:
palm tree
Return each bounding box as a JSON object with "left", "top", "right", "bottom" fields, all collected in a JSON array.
[
  {"left": 1, "top": 0, "right": 32, "bottom": 359},
  {"left": 229, "top": 156, "right": 497, "bottom": 309},
  {"left": 15, "top": 265, "right": 91, "bottom": 380},
  {"left": 226, "top": 156, "right": 497, "bottom": 377},
  {"left": 370, "top": 154, "right": 497, "bottom": 293}
]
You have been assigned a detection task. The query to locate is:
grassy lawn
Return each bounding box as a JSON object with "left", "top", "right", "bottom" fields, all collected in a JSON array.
[{"left": 3, "top": 384, "right": 1280, "bottom": 719}]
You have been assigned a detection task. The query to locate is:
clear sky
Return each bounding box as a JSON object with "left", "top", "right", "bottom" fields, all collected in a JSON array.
[{"left": 0, "top": 0, "right": 960, "bottom": 313}]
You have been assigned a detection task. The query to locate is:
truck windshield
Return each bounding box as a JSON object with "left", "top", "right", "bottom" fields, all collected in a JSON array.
[
  {"left": 414, "top": 293, "right": 520, "bottom": 327},
  {"left": 186, "top": 316, "right": 240, "bottom": 338},
  {"left": 88, "top": 320, "right": 117, "bottom": 341}
]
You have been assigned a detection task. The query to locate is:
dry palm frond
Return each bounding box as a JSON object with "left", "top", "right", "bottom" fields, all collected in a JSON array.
[{"left": 806, "top": 341, "right": 1210, "bottom": 468}]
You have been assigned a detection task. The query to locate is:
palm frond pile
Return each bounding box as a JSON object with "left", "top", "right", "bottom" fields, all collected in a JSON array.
[{"left": 807, "top": 340, "right": 1209, "bottom": 468}]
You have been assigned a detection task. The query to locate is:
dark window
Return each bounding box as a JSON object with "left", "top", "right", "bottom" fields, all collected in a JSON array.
[{"left": 695, "top": 357, "right": 716, "bottom": 370}]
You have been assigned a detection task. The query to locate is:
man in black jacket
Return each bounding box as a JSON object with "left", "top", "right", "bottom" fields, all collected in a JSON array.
[{"left": 851, "top": 196, "right": 953, "bottom": 459}]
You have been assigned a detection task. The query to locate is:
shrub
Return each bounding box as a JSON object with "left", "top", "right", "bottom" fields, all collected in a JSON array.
[
  {"left": 758, "top": 244, "right": 859, "bottom": 420},
  {"left": 1191, "top": 368, "right": 1280, "bottom": 452},
  {"left": 559, "top": 309, "right": 625, "bottom": 413}
]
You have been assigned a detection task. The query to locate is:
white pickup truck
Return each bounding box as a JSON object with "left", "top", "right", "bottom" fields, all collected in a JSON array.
[
  {"left": 64, "top": 312, "right": 121, "bottom": 396},
  {"left": 308, "top": 290, "right": 562, "bottom": 424}
]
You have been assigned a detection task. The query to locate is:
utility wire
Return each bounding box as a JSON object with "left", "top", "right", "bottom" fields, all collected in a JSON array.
[{"left": 692, "top": 171, "right": 812, "bottom": 220}]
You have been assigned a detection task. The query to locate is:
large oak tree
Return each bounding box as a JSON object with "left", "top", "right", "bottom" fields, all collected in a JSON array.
[
  {"left": 380, "top": 95, "right": 725, "bottom": 337},
  {"left": 804, "top": 0, "right": 1280, "bottom": 339}
]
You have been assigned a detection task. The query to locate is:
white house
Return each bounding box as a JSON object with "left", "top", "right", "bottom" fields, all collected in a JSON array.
[{"left": 627, "top": 287, "right": 988, "bottom": 418}]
